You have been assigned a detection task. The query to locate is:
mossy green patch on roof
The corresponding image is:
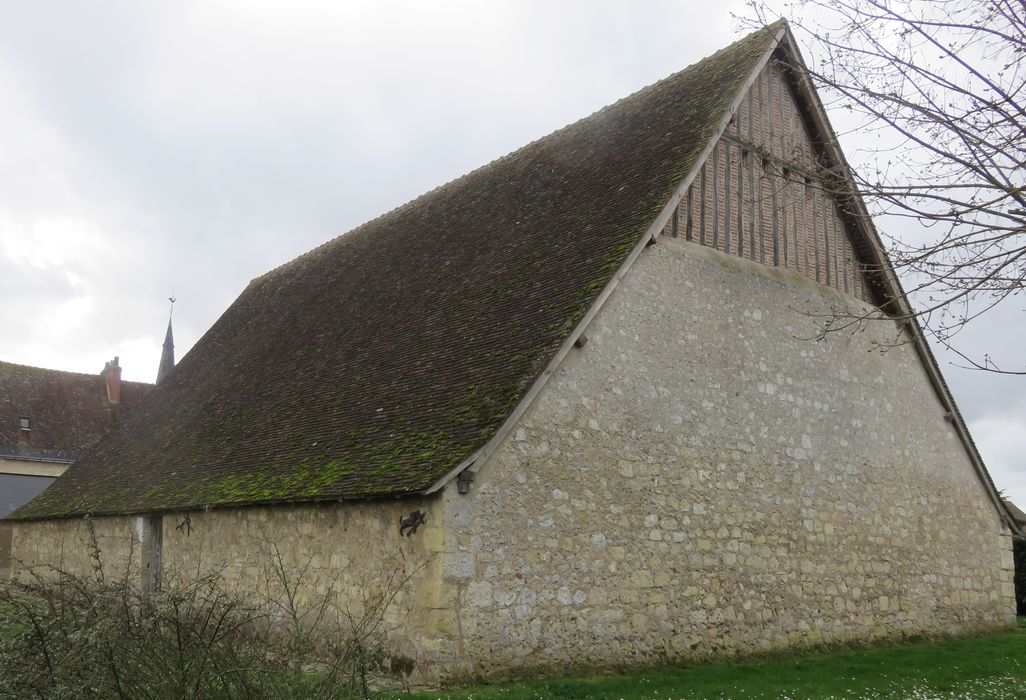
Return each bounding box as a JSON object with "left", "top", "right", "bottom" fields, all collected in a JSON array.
[{"left": 11, "top": 24, "right": 780, "bottom": 520}]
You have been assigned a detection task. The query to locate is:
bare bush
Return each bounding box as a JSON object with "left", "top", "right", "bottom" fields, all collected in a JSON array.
[
  {"left": 255, "top": 540, "right": 424, "bottom": 697},
  {"left": 0, "top": 523, "right": 421, "bottom": 699}
]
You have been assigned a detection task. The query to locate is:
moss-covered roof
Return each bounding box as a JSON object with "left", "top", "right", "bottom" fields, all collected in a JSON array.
[{"left": 11, "top": 24, "right": 780, "bottom": 520}]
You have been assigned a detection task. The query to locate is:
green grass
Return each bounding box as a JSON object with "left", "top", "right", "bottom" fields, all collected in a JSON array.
[{"left": 389, "top": 619, "right": 1026, "bottom": 700}]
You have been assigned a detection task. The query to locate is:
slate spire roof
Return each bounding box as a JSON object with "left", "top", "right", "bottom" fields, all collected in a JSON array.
[
  {"left": 156, "top": 301, "right": 175, "bottom": 385},
  {"left": 11, "top": 23, "right": 789, "bottom": 519}
]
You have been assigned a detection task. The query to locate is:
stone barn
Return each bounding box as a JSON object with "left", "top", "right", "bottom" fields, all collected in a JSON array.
[{"left": 8, "top": 22, "right": 1019, "bottom": 683}]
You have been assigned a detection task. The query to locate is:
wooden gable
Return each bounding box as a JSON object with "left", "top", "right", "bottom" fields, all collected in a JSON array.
[{"left": 663, "top": 52, "right": 876, "bottom": 304}]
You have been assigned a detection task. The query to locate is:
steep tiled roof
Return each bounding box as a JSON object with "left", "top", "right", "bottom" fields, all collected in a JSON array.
[
  {"left": 12, "top": 25, "right": 780, "bottom": 519},
  {"left": 0, "top": 361, "right": 153, "bottom": 461}
]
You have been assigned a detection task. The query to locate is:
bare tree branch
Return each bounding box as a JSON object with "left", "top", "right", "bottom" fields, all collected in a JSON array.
[{"left": 739, "top": 0, "right": 1026, "bottom": 373}]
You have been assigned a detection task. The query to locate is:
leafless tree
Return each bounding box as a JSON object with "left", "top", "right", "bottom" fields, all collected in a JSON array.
[{"left": 742, "top": 0, "right": 1025, "bottom": 373}]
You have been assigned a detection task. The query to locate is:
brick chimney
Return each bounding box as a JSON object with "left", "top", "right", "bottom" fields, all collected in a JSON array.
[{"left": 102, "top": 356, "right": 123, "bottom": 403}]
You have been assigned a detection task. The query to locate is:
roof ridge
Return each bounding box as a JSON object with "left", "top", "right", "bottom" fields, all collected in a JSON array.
[
  {"left": 254, "top": 22, "right": 784, "bottom": 286},
  {"left": 0, "top": 359, "right": 97, "bottom": 375},
  {"left": 0, "top": 359, "right": 154, "bottom": 386},
  {"left": 0, "top": 360, "right": 103, "bottom": 381}
]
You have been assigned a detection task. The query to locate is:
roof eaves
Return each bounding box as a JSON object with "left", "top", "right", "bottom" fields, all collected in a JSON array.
[{"left": 0, "top": 445, "right": 76, "bottom": 464}]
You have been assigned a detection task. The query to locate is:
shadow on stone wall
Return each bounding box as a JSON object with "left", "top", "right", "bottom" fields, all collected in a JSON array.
[{"left": 1015, "top": 536, "right": 1025, "bottom": 617}]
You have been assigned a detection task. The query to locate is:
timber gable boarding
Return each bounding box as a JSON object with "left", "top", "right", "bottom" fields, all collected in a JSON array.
[{"left": 665, "top": 53, "right": 872, "bottom": 302}]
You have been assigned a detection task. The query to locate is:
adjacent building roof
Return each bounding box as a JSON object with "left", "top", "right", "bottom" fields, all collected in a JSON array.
[
  {"left": 12, "top": 24, "right": 781, "bottom": 519},
  {"left": 1004, "top": 500, "right": 1026, "bottom": 531},
  {"left": 0, "top": 361, "right": 153, "bottom": 463}
]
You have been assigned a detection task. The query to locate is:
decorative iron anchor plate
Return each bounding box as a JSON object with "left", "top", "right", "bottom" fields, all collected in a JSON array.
[{"left": 400, "top": 510, "right": 427, "bottom": 536}]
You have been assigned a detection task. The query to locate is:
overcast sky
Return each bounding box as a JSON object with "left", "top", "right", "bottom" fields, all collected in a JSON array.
[{"left": 0, "top": 1, "right": 1022, "bottom": 506}]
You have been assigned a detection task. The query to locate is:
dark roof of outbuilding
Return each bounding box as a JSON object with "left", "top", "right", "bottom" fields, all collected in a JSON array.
[
  {"left": 11, "top": 24, "right": 780, "bottom": 520},
  {"left": 1004, "top": 500, "right": 1026, "bottom": 528},
  {"left": 0, "top": 361, "right": 153, "bottom": 462}
]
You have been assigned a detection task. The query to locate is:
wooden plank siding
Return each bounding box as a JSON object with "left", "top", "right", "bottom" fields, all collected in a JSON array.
[{"left": 664, "top": 57, "right": 873, "bottom": 303}]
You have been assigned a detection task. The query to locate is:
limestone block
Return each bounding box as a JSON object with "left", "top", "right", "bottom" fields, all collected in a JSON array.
[{"left": 442, "top": 552, "right": 475, "bottom": 580}]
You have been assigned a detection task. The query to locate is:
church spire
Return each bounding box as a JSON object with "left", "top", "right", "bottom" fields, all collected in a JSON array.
[{"left": 156, "top": 297, "right": 176, "bottom": 385}]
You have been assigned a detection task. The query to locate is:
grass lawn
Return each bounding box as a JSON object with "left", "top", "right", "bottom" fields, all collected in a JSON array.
[{"left": 391, "top": 619, "right": 1026, "bottom": 700}]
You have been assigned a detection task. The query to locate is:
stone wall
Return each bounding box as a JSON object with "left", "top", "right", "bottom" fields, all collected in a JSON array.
[
  {"left": 443, "top": 238, "right": 1014, "bottom": 679},
  {"left": 158, "top": 497, "right": 455, "bottom": 672},
  {"left": 10, "top": 496, "right": 459, "bottom": 683},
  {"left": 11, "top": 515, "right": 141, "bottom": 580}
]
